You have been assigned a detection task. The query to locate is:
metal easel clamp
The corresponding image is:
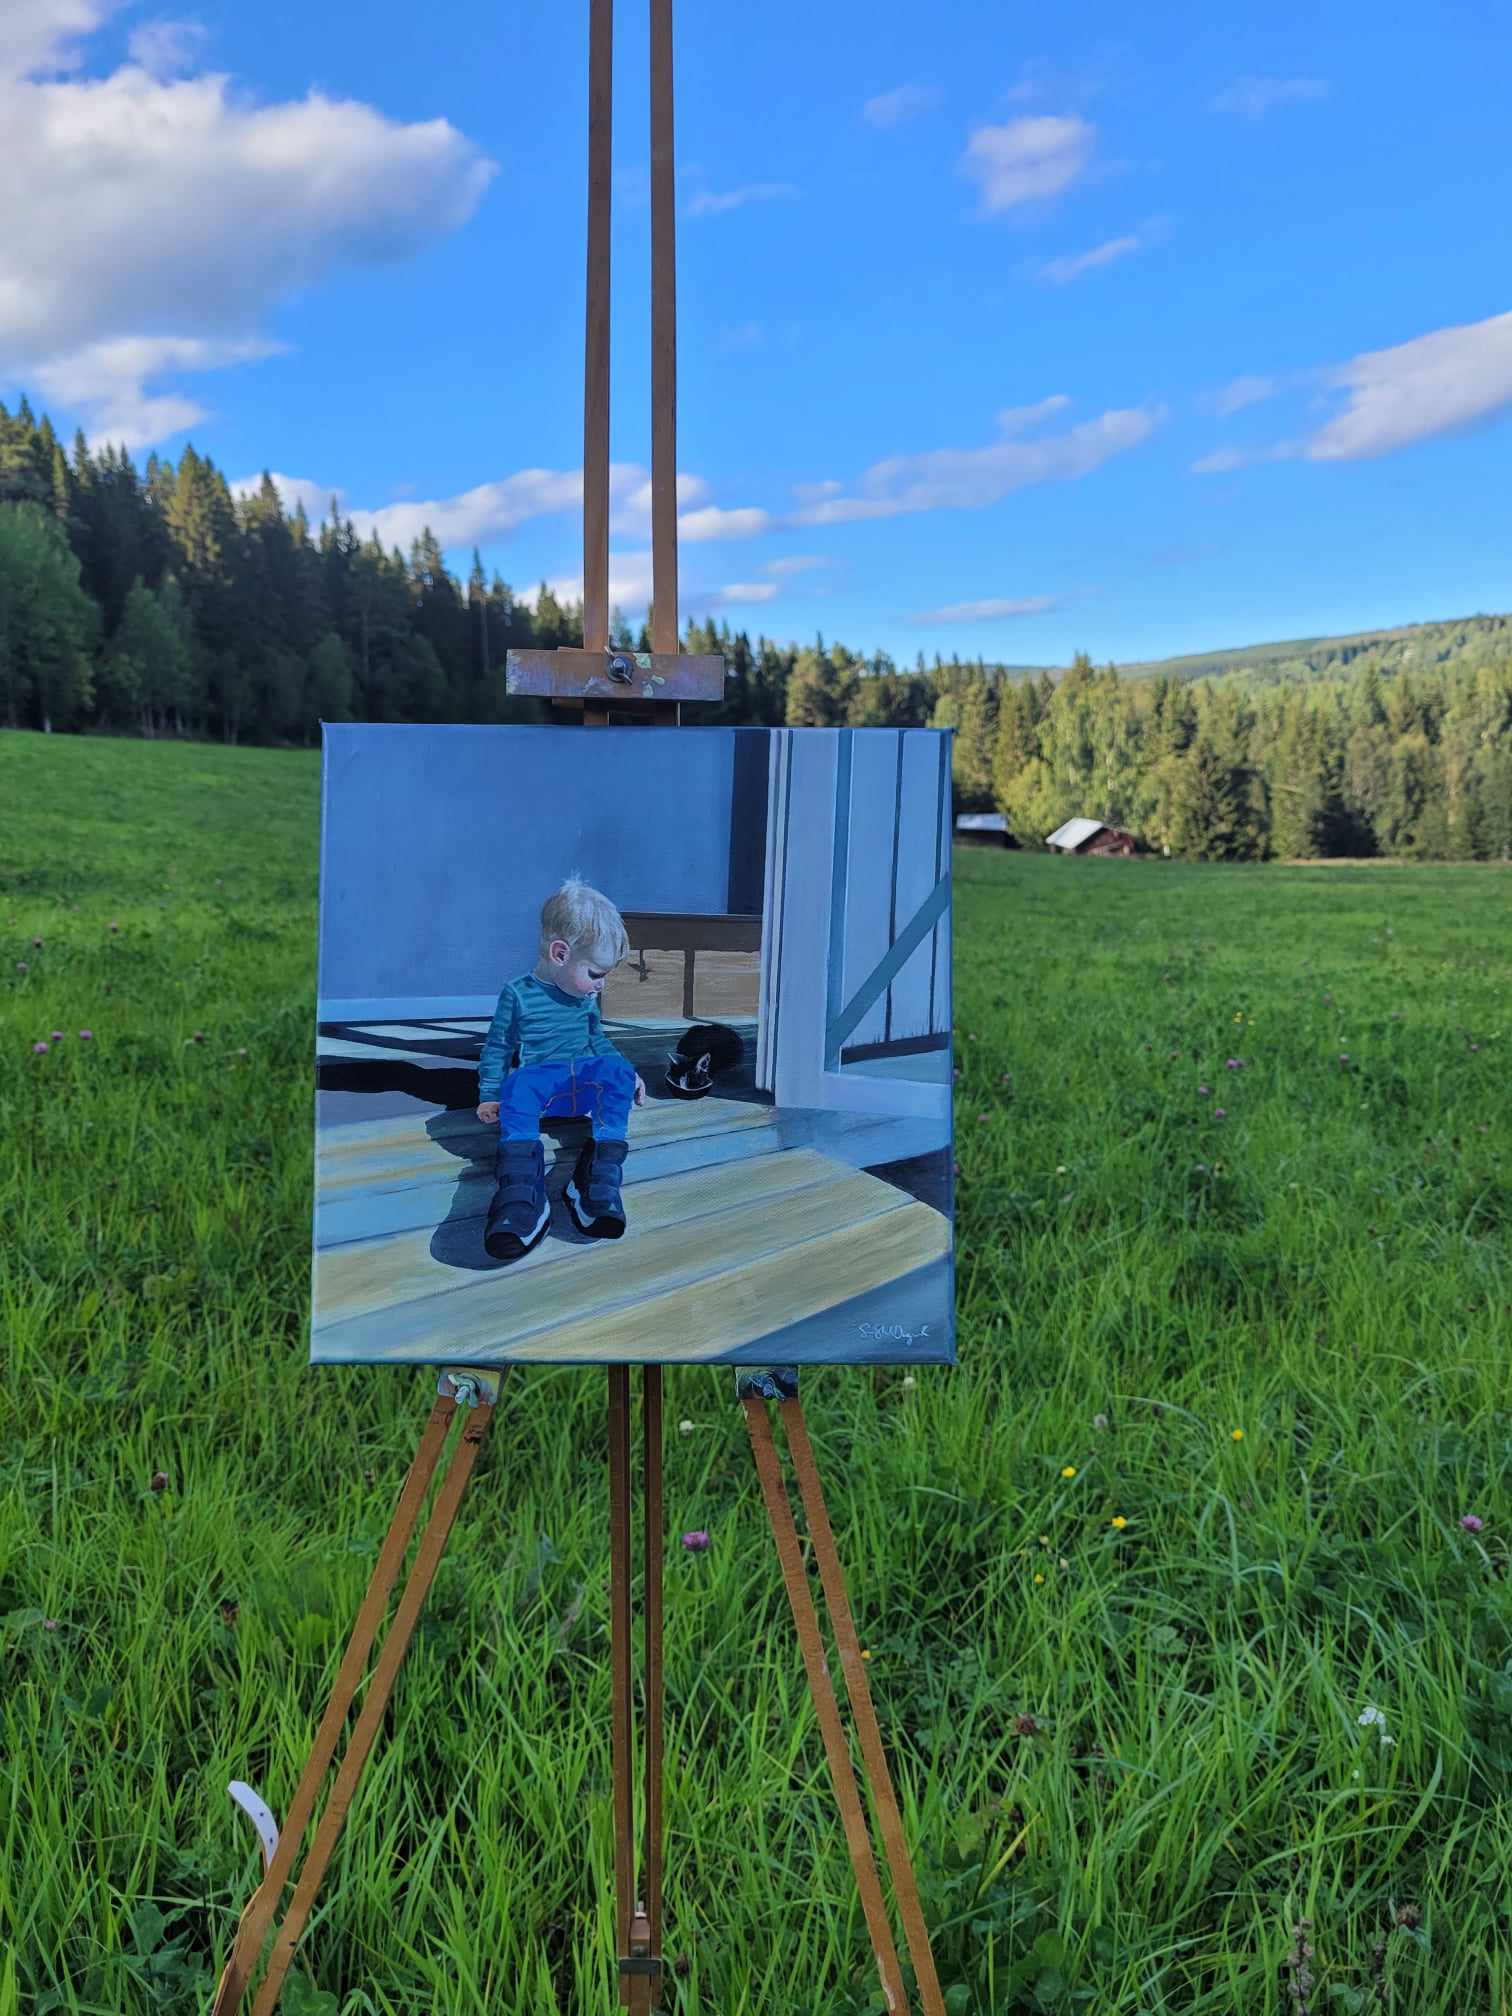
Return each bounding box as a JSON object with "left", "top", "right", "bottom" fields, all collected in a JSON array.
[
  {"left": 437, "top": 1367, "right": 503, "bottom": 1409},
  {"left": 734, "top": 1366, "right": 800, "bottom": 1401}
]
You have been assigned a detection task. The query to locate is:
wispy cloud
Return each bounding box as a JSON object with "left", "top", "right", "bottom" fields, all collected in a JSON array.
[
  {"left": 231, "top": 462, "right": 775, "bottom": 555},
  {"left": 1193, "top": 309, "right": 1512, "bottom": 472},
  {"left": 862, "top": 82, "right": 944, "bottom": 130},
  {"left": 1039, "top": 214, "right": 1169, "bottom": 284},
  {"left": 911, "top": 595, "right": 1058, "bottom": 622},
  {"left": 686, "top": 182, "right": 798, "bottom": 218},
  {"left": 962, "top": 117, "right": 1094, "bottom": 212},
  {"left": 37, "top": 335, "right": 283, "bottom": 450},
  {"left": 539, "top": 556, "right": 780, "bottom": 619},
  {"left": 1208, "top": 372, "right": 1280, "bottom": 416},
  {"left": 790, "top": 397, "right": 1162, "bottom": 524},
  {"left": 1211, "top": 76, "right": 1329, "bottom": 119},
  {"left": 126, "top": 17, "right": 208, "bottom": 77},
  {"left": 1002, "top": 51, "right": 1123, "bottom": 108},
  {"left": 717, "top": 320, "right": 765, "bottom": 351},
  {"left": 764, "top": 555, "right": 828, "bottom": 578},
  {"left": 1040, "top": 234, "right": 1140, "bottom": 284}
]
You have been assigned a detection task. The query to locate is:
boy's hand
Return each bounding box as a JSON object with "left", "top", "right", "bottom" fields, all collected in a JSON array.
[
  {"left": 633, "top": 1074, "right": 646, "bottom": 1107},
  {"left": 476, "top": 1101, "right": 500, "bottom": 1125}
]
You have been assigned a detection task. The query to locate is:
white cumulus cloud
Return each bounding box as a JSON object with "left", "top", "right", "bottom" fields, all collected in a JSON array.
[
  {"left": 962, "top": 117, "right": 1093, "bottom": 212},
  {"left": 0, "top": 2, "right": 496, "bottom": 446}
]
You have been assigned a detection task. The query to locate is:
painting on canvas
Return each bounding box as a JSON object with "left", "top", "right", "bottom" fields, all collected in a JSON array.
[{"left": 312, "top": 724, "right": 954, "bottom": 1367}]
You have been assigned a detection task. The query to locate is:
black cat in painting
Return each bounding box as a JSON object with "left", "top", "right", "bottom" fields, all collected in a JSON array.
[{"left": 664, "top": 1021, "right": 743, "bottom": 1099}]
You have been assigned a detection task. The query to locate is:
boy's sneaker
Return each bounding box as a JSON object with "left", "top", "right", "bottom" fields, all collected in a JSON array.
[
  {"left": 484, "top": 1138, "right": 549, "bottom": 1262},
  {"left": 566, "top": 1138, "right": 629, "bottom": 1239}
]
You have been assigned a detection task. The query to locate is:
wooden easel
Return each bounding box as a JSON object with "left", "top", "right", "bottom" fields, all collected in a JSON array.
[{"left": 210, "top": 6, "right": 944, "bottom": 2010}]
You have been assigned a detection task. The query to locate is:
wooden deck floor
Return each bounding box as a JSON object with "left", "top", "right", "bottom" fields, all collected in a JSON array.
[{"left": 312, "top": 1092, "right": 950, "bottom": 1366}]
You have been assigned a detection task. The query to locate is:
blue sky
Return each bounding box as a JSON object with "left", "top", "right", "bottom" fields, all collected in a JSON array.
[{"left": 5, "top": 0, "right": 1511, "bottom": 665}]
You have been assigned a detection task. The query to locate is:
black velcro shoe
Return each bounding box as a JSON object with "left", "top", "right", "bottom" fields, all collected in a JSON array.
[
  {"left": 484, "top": 1138, "right": 549, "bottom": 1262},
  {"left": 565, "top": 1138, "right": 629, "bottom": 1239}
]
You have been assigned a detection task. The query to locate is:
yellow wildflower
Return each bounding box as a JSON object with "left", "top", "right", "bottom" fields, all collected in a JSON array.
[
  {"left": 1110, "top": 1515, "right": 1128, "bottom": 1529},
  {"left": 1062, "top": 1465, "right": 1077, "bottom": 1478},
  {"left": 1231, "top": 1428, "right": 1244, "bottom": 1441},
  {"left": 1033, "top": 1573, "right": 1045, "bottom": 1585}
]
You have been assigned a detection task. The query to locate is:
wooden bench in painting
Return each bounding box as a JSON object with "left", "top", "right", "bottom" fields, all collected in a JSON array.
[{"left": 620, "top": 909, "right": 761, "bottom": 1019}]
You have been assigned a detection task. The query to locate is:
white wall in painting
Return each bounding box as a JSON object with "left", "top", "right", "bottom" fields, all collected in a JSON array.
[{"left": 757, "top": 729, "right": 952, "bottom": 1122}]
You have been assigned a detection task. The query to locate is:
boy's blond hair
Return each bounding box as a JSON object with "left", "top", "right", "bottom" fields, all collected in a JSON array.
[{"left": 539, "top": 875, "right": 629, "bottom": 969}]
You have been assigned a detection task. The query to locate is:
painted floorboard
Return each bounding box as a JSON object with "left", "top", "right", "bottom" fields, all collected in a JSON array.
[
  {"left": 311, "top": 1191, "right": 948, "bottom": 1365},
  {"left": 315, "top": 1146, "right": 860, "bottom": 1326}
]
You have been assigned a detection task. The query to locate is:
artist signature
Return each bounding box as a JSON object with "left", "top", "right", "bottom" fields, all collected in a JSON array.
[{"left": 858, "top": 1322, "right": 931, "bottom": 1349}]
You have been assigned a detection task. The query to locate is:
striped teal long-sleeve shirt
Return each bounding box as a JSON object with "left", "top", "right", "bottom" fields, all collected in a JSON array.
[{"left": 477, "top": 972, "right": 625, "bottom": 1100}]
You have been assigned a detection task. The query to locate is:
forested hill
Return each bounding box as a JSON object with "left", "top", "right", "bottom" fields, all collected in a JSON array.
[
  {"left": 3, "top": 394, "right": 1512, "bottom": 861},
  {"left": 993, "top": 614, "right": 1512, "bottom": 691}
]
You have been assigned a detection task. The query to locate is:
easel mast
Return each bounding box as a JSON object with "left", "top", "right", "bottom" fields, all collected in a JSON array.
[{"left": 208, "top": 7, "right": 945, "bottom": 2010}]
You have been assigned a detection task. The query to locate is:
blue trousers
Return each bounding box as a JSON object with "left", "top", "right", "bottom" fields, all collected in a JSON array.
[{"left": 498, "top": 1056, "right": 635, "bottom": 1141}]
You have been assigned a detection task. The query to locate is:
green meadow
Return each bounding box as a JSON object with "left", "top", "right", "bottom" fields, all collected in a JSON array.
[{"left": 3, "top": 725, "right": 1511, "bottom": 2016}]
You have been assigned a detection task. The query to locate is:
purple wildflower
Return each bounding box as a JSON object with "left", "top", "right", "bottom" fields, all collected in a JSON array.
[
  {"left": 681, "top": 1529, "right": 711, "bottom": 1552},
  {"left": 1461, "top": 1514, "right": 1485, "bottom": 1533},
  {"left": 32, "top": 1040, "right": 48, "bottom": 1054},
  {"left": 79, "top": 1029, "right": 93, "bottom": 1040}
]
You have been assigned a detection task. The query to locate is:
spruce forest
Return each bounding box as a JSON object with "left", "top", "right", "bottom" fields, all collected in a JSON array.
[{"left": 4, "top": 394, "right": 1512, "bottom": 862}]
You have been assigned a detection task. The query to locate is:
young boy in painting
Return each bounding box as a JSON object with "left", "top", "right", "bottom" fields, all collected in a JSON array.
[{"left": 476, "top": 877, "right": 646, "bottom": 1263}]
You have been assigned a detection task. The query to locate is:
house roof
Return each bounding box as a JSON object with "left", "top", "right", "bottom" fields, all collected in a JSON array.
[
  {"left": 956, "top": 812, "right": 1007, "bottom": 830},
  {"left": 1045, "top": 817, "right": 1108, "bottom": 851}
]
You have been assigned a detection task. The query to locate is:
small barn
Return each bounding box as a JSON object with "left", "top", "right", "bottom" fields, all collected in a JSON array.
[
  {"left": 1045, "top": 817, "right": 1139, "bottom": 857},
  {"left": 955, "top": 812, "right": 1011, "bottom": 848}
]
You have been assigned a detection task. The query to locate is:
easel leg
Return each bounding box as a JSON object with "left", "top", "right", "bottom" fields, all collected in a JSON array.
[
  {"left": 742, "top": 1392, "right": 946, "bottom": 2016},
  {"left": 780, "top": 1396, "right": 946, "bottom": 2016},
  {"left": 609, "top": 1366, "right": 664, "bottom": 2011},
  {"left": 211, "top": 1379, "right": 499, "bottom": 2016}
]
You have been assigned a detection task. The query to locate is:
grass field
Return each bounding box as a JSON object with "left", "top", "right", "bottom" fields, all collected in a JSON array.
[{"left": 3, "top": 726, "right": 1511, "bottom": 2016}]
